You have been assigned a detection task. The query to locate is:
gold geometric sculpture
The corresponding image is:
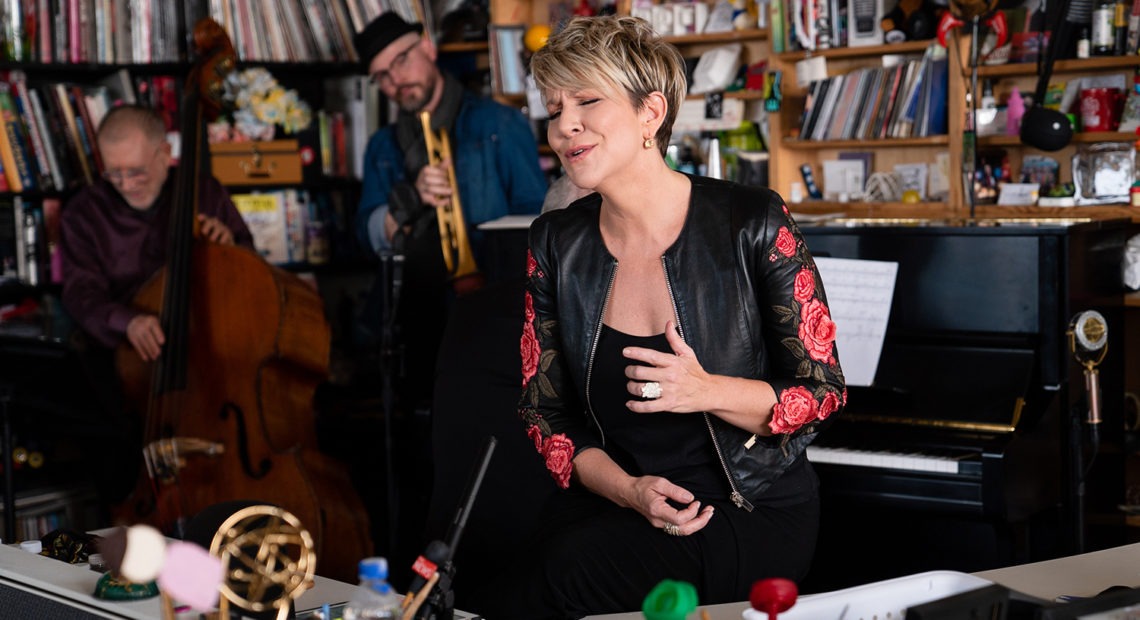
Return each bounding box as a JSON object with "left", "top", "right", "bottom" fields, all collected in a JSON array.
[{"left": 209, "top": 504, "right": 317, "bottom": 620}]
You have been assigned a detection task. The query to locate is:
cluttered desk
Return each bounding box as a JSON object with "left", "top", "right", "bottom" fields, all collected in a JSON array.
[{"left": 584, "top": 541, "right": 1140, "bottom": 620}]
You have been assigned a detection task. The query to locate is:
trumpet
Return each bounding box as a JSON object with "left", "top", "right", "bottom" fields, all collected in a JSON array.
[{"left": 419, "top": 111, "right": 481, "bottom": 290}]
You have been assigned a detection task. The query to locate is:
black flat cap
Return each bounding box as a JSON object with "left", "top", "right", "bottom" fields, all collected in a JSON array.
[{"left": 353, "top": 13, "right": 424, "bottom": 70}]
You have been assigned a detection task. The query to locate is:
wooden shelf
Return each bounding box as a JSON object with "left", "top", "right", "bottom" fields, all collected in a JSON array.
[
  {"left": 776, "top": 39, "right": 934, "bottom": 63},
  {"left": 686, "top": 89, "right": 765, "bottom": 100},
  {"left": 1126, "top": 292, "right": 1140, "bottom": 308},
  {"left": 789, "top": 201, "right": 949, "bottom": 218},
  {"left": 664, "top": 28, "right": 767, "bottom": 45},
  {"left": 782, "top": 135, "right": 950, "bottom": 149},
  {"left": 787, "top": 201, "right": 1140, "bottom": 222},
  {"left": 973, "top": 55, "right": 1140, "bottom": 78},
  {"left": 439, "top": 41, "right": 489, "bottom": 53},
  {"left": 978, "top": 132, "right": 1138, "bottom": 147}
]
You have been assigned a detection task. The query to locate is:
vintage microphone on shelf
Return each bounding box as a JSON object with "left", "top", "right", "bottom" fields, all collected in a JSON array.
[
  {"left": 1020, "top": 0, "right": 1093, "bottom": 151},
  {"left": 1066, "top": 309, "right": 1108, "bottom": 554},
  {"left": 402, "top": 435, "right": 497, "bottom": 619}
]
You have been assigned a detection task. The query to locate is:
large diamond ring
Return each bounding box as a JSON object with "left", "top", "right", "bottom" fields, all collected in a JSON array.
[
  {"left": 662, "top": 523, "right": 681, "bottom": 536},
  {"left": 641, "top": 382, "right": 663, "bottom": 400}
]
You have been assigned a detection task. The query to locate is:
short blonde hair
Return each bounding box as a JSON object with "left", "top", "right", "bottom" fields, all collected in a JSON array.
[{"left": 530, "top": 16, "right": 686, "bottom": 157}]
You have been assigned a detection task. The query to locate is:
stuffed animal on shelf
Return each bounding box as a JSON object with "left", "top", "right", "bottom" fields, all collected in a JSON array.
[{"left": 881, "top": 0, "right": 939, "bottom": 42}]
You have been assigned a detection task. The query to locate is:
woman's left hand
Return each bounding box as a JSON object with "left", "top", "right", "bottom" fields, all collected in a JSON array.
[{"left": 624, "top": 320, "right": 711, "bottom": 414}]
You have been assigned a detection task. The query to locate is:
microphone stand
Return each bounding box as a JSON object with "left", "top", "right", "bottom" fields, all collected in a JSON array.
[
  {"left": 416, "top": 435, "right": 497, "bottom": 620},
  {"left": 379, "top": 244, "right": 406, "bottom": 559}
]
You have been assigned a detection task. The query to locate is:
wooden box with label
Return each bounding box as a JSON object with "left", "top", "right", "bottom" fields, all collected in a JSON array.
[{"left": 210, "top": 139, "right": 302, "bottom": 186}]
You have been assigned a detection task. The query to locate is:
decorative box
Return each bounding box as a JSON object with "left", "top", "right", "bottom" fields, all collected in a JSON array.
[{"left": 210, "top": 139, "right": 302, "bottom": 186}]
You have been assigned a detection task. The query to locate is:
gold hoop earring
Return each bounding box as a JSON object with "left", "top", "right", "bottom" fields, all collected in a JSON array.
[{"left": 643, "top": 138, "right": 656, "bottom": 149}]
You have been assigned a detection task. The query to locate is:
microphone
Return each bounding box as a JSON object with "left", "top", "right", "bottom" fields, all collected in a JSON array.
[
  {"left": 403, "top": 436, "right": 498, "bottom": 620},
  {"left": 1068, "top": 310, "right": 1108, "bottom": 425},
  {"left": 405, "top": 539, "right": 450, "bottom": 602}
]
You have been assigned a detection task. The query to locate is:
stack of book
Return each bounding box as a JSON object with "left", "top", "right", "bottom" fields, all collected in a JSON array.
[{"left": 796, "top": 44, "right": 948, "bottom": 142}]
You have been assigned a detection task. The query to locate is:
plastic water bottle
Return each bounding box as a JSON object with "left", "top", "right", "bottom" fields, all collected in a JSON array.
[{"left": 343, "top": 557, "right": 402, "bottom": 620}]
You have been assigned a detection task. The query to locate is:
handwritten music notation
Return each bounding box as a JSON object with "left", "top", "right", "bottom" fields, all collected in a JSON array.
[{"left": 814, "top": 258, "right": 899, "bottom": 387}]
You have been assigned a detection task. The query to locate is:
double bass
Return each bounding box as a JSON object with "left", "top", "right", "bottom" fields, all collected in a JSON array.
[{"left": 114, "top": 20, "right": 372, "bottom": 582}]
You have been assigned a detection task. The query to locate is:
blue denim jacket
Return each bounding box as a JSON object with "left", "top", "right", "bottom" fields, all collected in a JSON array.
[{"left": 356, "top": 90, "right": 547, "bottom": 256}]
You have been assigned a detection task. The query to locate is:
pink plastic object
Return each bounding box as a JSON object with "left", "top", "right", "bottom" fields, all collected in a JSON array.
[
  {"left": 749, "top": 578, "right": 798, "bottom": 620},
  {"left": 156, "top": 541, "right": 224, "bottom": 610}
]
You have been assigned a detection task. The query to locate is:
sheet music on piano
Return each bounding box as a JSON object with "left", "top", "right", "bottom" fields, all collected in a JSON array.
[{"left": 814, "top": 257, "right": 898, "bottom": 387}]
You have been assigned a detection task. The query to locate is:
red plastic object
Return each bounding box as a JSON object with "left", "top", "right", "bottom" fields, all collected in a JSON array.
[{"left": 749, "top": 578, "right": 798, "bottom": 620}]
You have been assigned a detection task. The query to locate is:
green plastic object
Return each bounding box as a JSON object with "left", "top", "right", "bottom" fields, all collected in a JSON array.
[
  {"left": 642, "top": 579, "right": 698, "bottom": 620},
  {"left": 92, "top": 572, "right": 160, "bottom": 601}
]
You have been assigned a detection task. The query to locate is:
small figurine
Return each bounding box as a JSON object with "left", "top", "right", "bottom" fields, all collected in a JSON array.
[{"left": 1006, "top": 86, "right": 1025, "bottom": 135}]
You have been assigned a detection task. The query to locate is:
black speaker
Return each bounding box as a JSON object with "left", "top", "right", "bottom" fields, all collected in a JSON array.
[{"left": 1020, "top": 105, "right": 1073, "bottom": 151}]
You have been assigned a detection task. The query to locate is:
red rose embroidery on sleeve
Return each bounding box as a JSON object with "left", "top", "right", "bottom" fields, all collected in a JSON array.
[
  {"left": 819, "top": 391, "right": 841, "bottom": 420},
  {"left": 793, "top": 268, "right": 815, "bottom": 303},
  {"left": 770, "top": 386, "right": 820, "bottom": 434},
  {"left": 527, "top": 424, "right": 544, "bottom": 452},
  {"left": 775, "top": 226, "right": 796, "bottom": 257},
  {"left": 524, "top": 290, "right": 535, "bottom": 323},
  {"left": 542, "top": 434, "right": 575, "bottom": 488},
  {"left": 521, "top": 321, "right": 540, "bottom": 387},
  {"left": 527, "top": 250, "right": 538, "bottom": 278},
  {"left": 798, "top": 298, "right": 837, "bottom": 364}
]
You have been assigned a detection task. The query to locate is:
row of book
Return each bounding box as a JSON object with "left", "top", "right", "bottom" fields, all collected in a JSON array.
[
  {"left": 0, "top": 196, "right": 59, "bottom": 288},
  {"left": 319, "top": 75, "right": 382, "bottom": 181},
  {"left": 0, "top": 0, "right": 426, "bottom": 65},
  {"left": 204, "top": 0, "right": 424, "bottom": 64},
  {"left": 2, "top": 0, "right": 206, "bottom": 64},
  {"left": 0, "top": 71, "right": 149, "bottom": 194},
  {"left": 796, "top": 44, "right": 948, "bottom": 142},
  {"left": 0, "top": 485, "right": 100, "bottom": 543},
  {"left": 231, "top": 187, "right": 361, "bottom": 267}
]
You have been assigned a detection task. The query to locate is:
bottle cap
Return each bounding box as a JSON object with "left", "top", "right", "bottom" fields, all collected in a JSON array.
[
  {"left": 358, "top": 557, "right": 389, "bottom": 581},
  {"left": 642, "top": 579, "right": 698, "bottom": 620},
  {"left": 20, "top": 540, "right": 42, "bottom": 553}
]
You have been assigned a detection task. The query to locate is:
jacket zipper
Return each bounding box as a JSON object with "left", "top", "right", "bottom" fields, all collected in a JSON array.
[
  {"left": 583, "top": 259, "right": 618, "bottom": 447},
  {"left": 662, "top": 256, "right": 754, "bottom": 512}
]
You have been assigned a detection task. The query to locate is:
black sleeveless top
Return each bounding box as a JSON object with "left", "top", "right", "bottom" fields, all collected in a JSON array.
[{"left": 590, "top": 324, "right": 815, "bottom": 506}]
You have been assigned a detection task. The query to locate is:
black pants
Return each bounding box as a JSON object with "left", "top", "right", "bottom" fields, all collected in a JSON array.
[{"left": 489, "top": 488, "right": 820, "bottom": 620}]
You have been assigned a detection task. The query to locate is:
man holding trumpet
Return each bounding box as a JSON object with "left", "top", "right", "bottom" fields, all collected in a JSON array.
[
  {"left": 352, "top": 12, "right": 547, "bottom": 264},
  {"left": 351, "top": 14, "right": 548, "bottom": 577}
]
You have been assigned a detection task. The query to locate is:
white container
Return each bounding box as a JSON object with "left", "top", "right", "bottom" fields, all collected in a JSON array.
[{"left": 743, "top": 571, "right": 994, "bottom": 620}]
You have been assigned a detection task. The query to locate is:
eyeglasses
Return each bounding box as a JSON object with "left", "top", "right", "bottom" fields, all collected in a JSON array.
[
  {"left": 101, "top": 145, "right": 164, "bottom": 185},
  {"left": 369, "top": 39, "right": 422, "bottom": 87},
  {"left": 101, "top": 166, "right": 151, "bottom": 185}
]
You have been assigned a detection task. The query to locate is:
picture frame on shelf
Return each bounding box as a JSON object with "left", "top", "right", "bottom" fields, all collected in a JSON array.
[{"left": 489, "top": 24, "right": 528, "bottom": 96}]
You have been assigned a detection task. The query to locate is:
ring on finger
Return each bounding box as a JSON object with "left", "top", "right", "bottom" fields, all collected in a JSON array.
[
  {"left": 662, "top": 523, "right": 681, "bottom": 536},
  {"left": 641, "top": 381, "right": 663, "bottom": 400}
]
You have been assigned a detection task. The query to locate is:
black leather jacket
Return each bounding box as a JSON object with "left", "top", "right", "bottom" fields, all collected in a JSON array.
[{"left": 518, "top": 175, "right": 846, "bottom": 511}]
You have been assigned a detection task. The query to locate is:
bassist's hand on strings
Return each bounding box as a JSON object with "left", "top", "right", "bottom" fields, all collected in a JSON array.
[
  {"left": 126, "top": 314, "right": 165, "bottom": 362},
  {"left": 198, "top": 214, "right": 235, "bottom": 245}
]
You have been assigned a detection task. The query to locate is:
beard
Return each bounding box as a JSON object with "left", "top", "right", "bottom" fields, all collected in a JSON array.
[{"left": 394, "top": 79, "right": 437, "bottom": 113}]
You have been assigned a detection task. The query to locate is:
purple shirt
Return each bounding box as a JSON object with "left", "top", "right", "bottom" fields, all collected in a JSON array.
[{"left": 59, "top": 169, "right": 254, "bottom": 348}]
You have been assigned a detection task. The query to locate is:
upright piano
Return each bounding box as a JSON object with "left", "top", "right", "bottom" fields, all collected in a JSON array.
[{"left": 797, "top": 217, "right": 1129, "bottom": 591}]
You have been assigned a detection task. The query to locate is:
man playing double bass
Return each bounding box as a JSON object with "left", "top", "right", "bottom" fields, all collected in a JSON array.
[
  {"left": 61, "top": 104, "right": 254, "bottom": 363},
  {"left": 59, "top": 104, "right": 253, "bottom": 502}
]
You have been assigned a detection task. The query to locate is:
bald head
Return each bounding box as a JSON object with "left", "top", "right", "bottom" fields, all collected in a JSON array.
[{"left": 97, "top": 104, "right": 166, "bottom": 147}]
